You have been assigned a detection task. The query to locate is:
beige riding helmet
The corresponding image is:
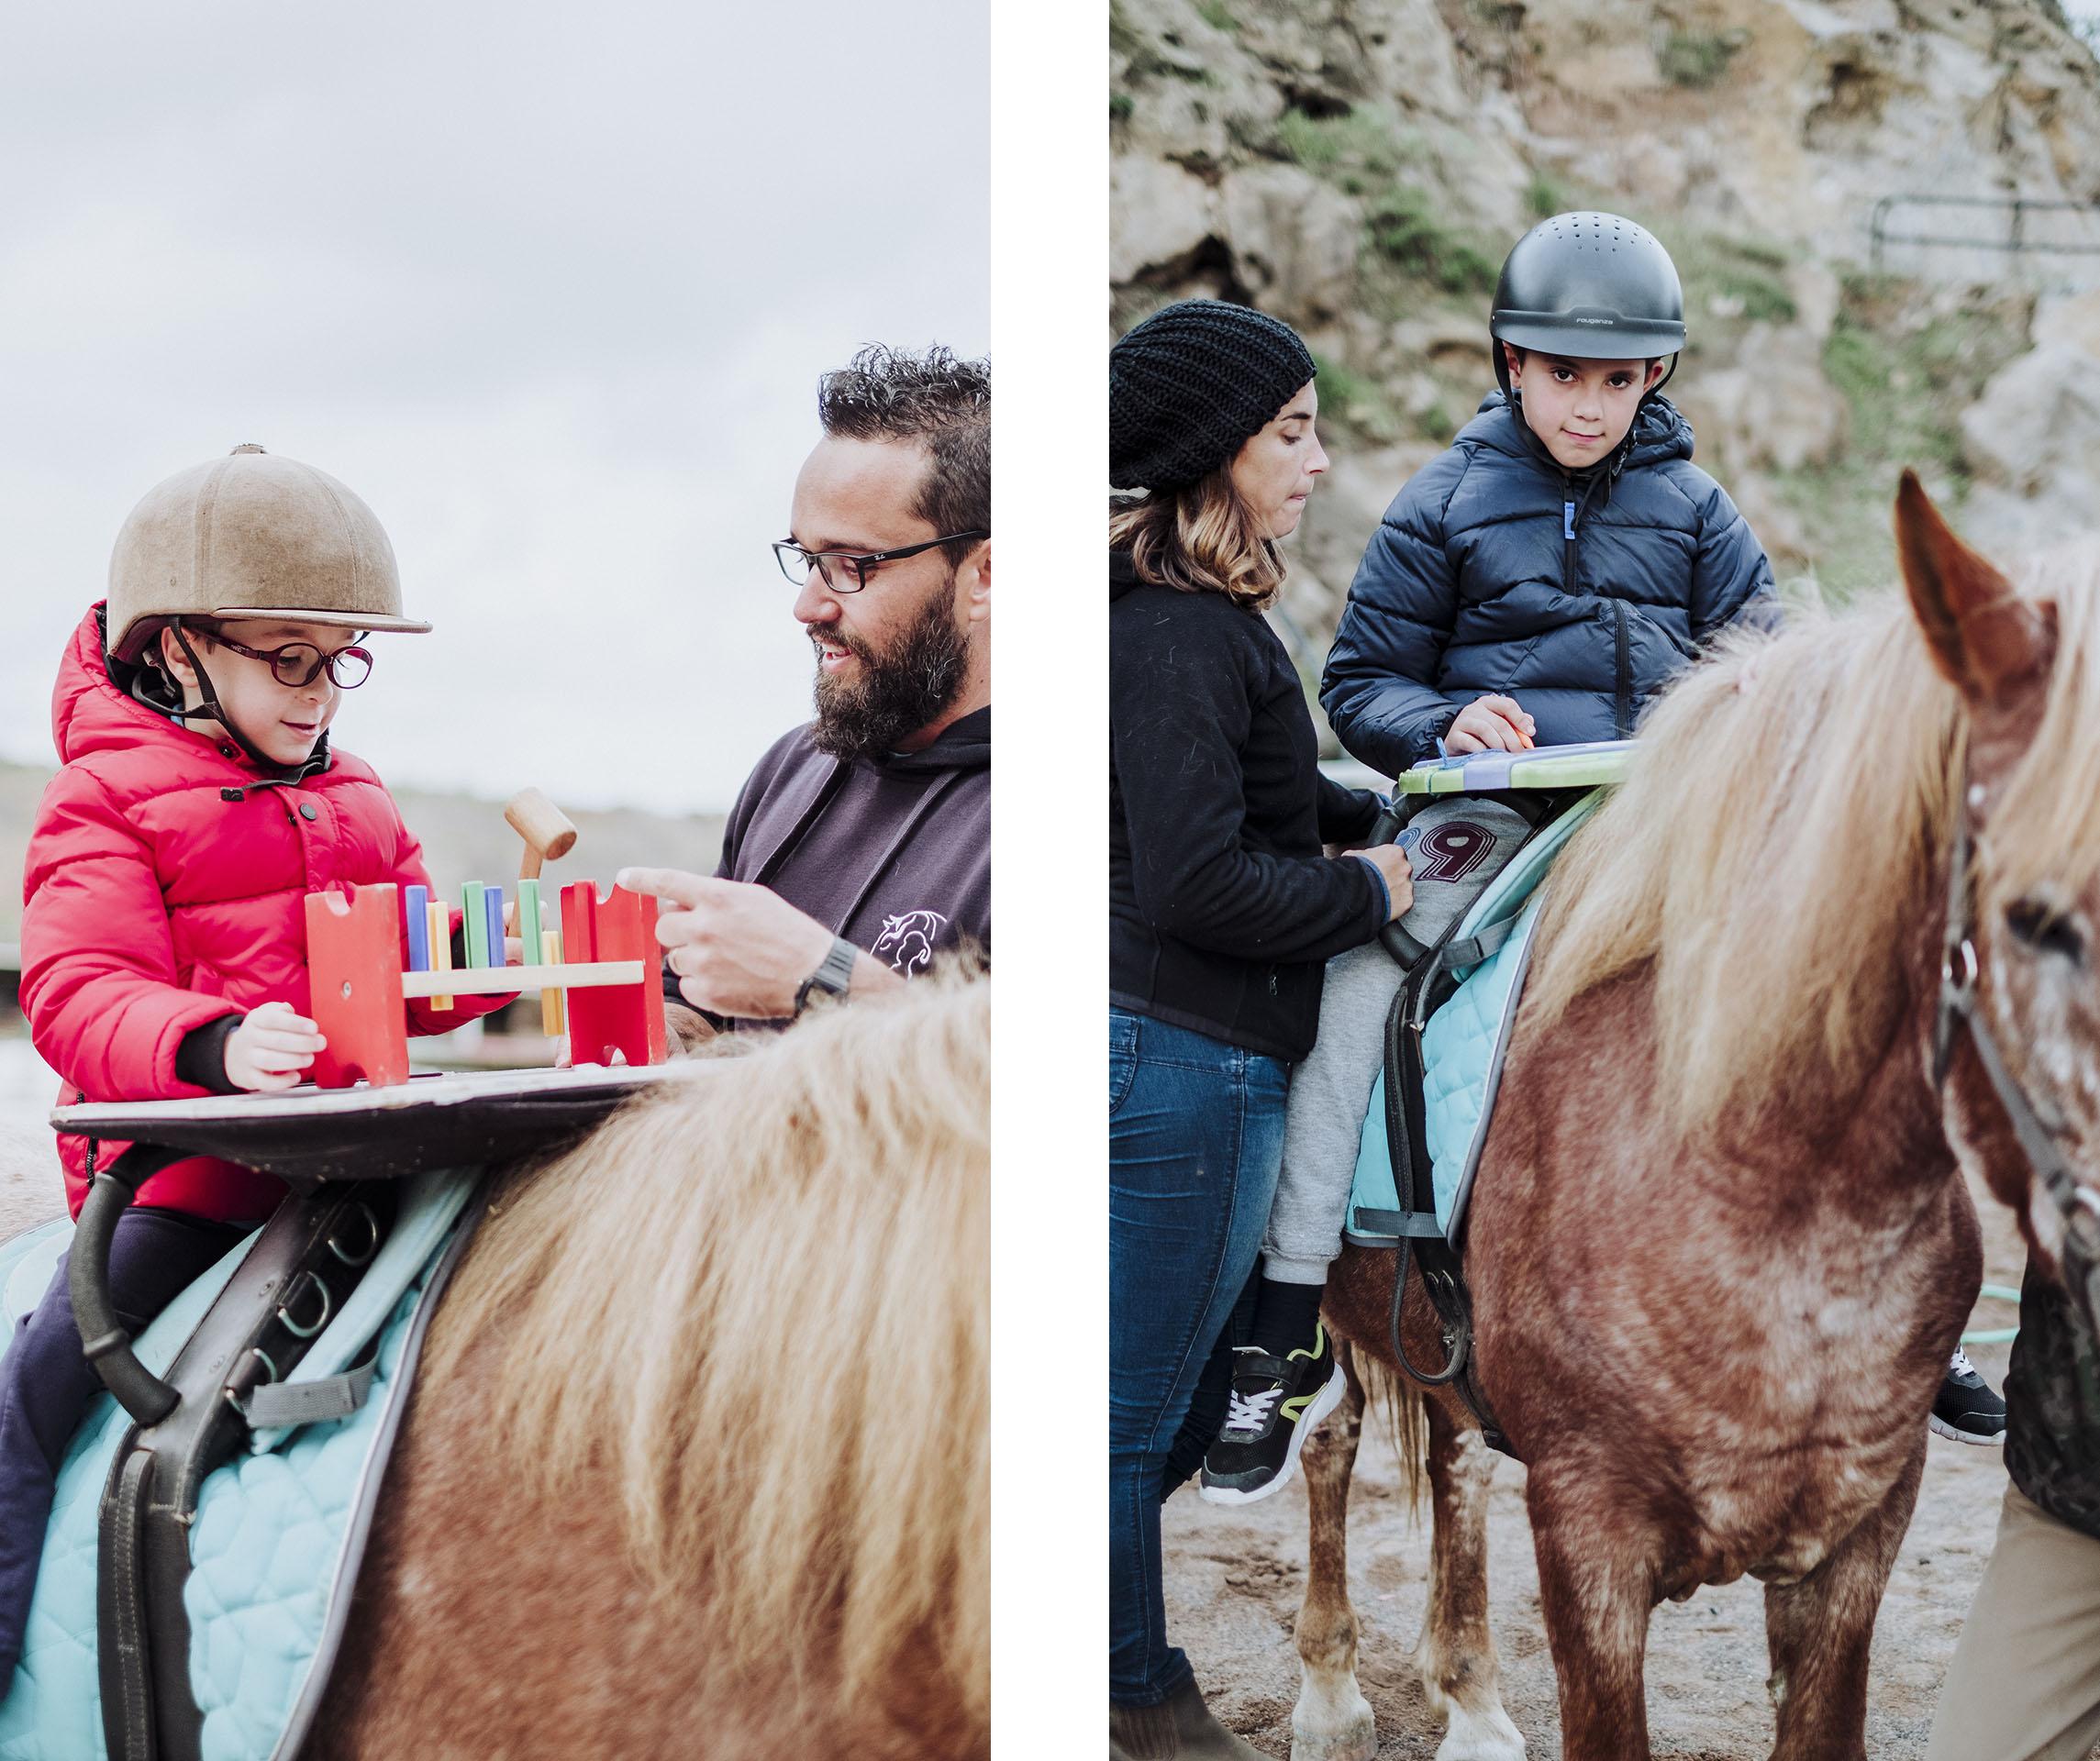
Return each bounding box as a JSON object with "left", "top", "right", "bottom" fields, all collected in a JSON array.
[{"left": 106, "top": 444, "right": 433, "bottom": 663}]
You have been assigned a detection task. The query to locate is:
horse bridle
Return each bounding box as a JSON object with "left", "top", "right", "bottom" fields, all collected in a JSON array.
[{"left": 1933, "top": 779, "right": 2100, "bottom": 1345}]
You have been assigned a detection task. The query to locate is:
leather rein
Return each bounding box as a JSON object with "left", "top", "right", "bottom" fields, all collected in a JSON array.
[{"left": 1932, "top": 780, "right": 2100, "bottom": 1340}]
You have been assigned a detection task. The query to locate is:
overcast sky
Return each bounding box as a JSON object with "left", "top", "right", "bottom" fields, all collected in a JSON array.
[{"left": 0, "top": 3, "right": 988, "bottom": 815}]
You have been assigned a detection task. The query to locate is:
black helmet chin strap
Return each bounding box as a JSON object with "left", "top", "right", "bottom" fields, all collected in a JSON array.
[{"left": 165, "top": 619, "right": 285, "bottom": 775}]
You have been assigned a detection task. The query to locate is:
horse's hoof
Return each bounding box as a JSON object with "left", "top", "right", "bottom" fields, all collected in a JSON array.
[
  {"left": 1289, "top": 1703, "right": 1375, "bottom": 1761},
  {"left": 1434, "top": 1701, "right": 1527, "bottom": 1761}
]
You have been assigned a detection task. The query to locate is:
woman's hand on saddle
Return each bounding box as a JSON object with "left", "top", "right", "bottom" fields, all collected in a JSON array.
[
  {"left": 1350, "top": 842, "right": 1414, "bottom": 922},
  {"left": 224, "top": 1001, "right": 327, "bottom": 1092},
  {"left": 1445, "top": 695, "right": 1535, "bottom": 755}
]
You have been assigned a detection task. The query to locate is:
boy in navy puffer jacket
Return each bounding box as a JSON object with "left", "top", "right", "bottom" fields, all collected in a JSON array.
[
  {"left": 1203, "top": 216, "right": 2004, "bottom": 1509},
  {"left": 1323, "top": 212, "right": 1774, "bottom": 768}
]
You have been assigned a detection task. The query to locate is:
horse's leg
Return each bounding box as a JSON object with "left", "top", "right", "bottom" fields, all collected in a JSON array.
[
  {"left": 1416, "top": 1389, "right": 1525, "bottom": 1761},
  {"left": 1526, "top": 1468, "right": 1654, "bottom": 1761},
  {"left": 1761, "top": 1439, "right": 1924, "bottom": 1761},
  {"left": 1290, "top": 1344, "right": 1375, "bottom": 1761}
]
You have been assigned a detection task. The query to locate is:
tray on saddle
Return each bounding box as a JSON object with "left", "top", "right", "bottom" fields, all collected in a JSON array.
[
  {"left": 1392, "top": 737, "right": 1635, "bottom": 796},
  {"left": 52, "top": 1062, "right": 690, "bottom": 1191}
]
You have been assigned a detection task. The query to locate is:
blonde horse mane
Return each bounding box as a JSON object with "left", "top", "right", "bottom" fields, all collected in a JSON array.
[
  {"left": 1525, "top": 542, "right": 2100, "bottom": 1133},
  {"left": 424, "top": 969, "right": 990, "bottom": 1727}
]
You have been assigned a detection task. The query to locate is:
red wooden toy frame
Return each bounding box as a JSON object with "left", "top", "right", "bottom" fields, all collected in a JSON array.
[{"left": 302, "top": 880, "right": 667, "bottom": 1090}]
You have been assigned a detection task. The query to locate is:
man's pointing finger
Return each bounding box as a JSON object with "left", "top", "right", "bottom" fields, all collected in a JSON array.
[{"left": 616, "top": 867, "right": 717, "bottom": 909}]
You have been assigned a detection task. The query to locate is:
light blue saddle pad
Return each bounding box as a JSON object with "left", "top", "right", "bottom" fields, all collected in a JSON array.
[
  {"left": 1346, "top": 791, "right": 1604, "bottom": 1246},
  {"left": 0, "top": 1168, "right": 479, "bottom": 1761}
]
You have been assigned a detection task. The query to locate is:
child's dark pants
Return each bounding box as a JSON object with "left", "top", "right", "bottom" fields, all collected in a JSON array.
[{"left": 0, "top": 1206, "right": 247, "bottom": 1681}]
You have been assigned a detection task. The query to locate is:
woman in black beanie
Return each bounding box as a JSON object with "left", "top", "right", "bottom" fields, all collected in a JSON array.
[{"left": 1108, "top": 300, "right": 1412, "bottom": 1760}]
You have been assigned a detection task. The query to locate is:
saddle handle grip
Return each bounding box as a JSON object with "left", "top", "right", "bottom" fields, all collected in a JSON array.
[
  {"left": 1362, "top": 801, "right": 1430, "bottom": 969},
  {"left": 71, "top": 1145, "right": 185, "bottom": 1426}
]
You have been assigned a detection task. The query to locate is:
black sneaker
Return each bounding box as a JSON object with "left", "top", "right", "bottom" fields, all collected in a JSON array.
[
  {"left": 1198, "top": 1321, "right": 1346, "bottom": 1506},
  {"left": 1930, "top": 1346, "right": 2006, "bottom": 1445}
]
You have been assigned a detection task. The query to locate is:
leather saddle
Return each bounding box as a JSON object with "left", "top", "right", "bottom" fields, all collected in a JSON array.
[{"left": 59, "top": 1066, "right": 674, "bottom": 1761}]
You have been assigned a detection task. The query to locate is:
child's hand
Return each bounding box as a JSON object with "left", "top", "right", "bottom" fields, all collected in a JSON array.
[
  {"left": 224, "top": 1002, "right": 327, "bottom": 1092},
  {"left": 504, "top": 934, "right": 524, "bottom": 966},
  {"left": 1447, "top": 694, "right": 1535, "bottom": 755}
]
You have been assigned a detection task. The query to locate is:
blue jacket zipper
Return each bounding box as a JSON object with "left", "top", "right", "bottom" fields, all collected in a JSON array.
[{"left": 1614, "top": 602, "right": 1631, "bottom": 736}]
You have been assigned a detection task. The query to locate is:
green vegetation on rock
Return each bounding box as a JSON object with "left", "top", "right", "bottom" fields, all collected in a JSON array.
[
  {"left": 1771, "top": 274, "right": 2032, "bottom": 599},
  {"left": 1365, "top": 187, "right": 1499, "bottom": 296},
  {"left": 1650, "top": 227, "right": 1800, "bottom": 347},
  {"left": 1311, "top": 353, "right": 1403, "bottom": 444},
  {"left": 1526, "top": 172, "right": 1569, "bottom": 222},
  {"left": 1272, "top": 104, "right": 1412, "bottom": 190},
  {"left": 1658, "top": 30, "right": 1744, "bottom": 89},
  {"left": 1823, "top": 276, "right": 2028, "bottom": 474},
  {"left": 1110, "top": 1, "right": 1211, "bottom": 86}
]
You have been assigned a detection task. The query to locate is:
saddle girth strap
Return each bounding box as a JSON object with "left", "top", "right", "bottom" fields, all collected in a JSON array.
[
  {"left": 96, "top": 1181, "right": 398, "bottom": 1761},
  {"left": 1383, "top": 948, "right": 1510, "bottom": 1453}
]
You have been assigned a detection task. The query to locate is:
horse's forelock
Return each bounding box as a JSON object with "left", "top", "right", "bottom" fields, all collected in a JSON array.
[{"left": 1978, "top": 543, "right": 2100, "bottom": 915}]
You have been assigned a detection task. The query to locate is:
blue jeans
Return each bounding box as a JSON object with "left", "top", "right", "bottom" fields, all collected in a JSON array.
[
  {"left": 0, "top": 1207, "right": 246, "bottom": 1679},
  {"left": 1108, "top": 1007, "right": 1289, "bottom": 1707}
]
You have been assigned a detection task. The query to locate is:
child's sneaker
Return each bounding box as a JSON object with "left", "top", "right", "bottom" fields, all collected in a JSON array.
[
  {"left": 1198, "top": 1322, "right": 1345, "bottom": 1505},
  {"left": 1930, "top": 1346, "right": 2006, "bottom": 1445}
]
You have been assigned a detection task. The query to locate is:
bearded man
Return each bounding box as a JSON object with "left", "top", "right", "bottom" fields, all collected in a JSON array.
[{"left": 621, "top": 344, "right": 990, "bottom": 1025}]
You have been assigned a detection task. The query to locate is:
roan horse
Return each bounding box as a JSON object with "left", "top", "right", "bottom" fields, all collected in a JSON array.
[
  {"left": 0, "top": 972, "right": 989, "bottom": 1761},
  {"left": 1289, "top": 475, "right": 2100, "bottom": 1761}
]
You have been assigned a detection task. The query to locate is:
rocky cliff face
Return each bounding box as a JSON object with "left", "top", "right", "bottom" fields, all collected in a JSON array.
[{"left": 1112, "top": 0, "right": 2100, "bottom": 747}]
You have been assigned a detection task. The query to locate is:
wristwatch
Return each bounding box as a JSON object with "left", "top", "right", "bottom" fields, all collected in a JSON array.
[{"left": 794, "top": 936, "right": 859, "bottom": 1015}]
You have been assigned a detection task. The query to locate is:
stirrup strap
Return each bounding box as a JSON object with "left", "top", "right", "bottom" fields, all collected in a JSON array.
[{"left": 233, "top": 1351, "right": 379, "bottom": 1426}]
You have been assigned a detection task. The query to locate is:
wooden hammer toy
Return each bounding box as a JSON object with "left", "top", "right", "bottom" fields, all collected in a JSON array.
[{"left": 505, "top": 788, "right": 577, "bottom": 881}]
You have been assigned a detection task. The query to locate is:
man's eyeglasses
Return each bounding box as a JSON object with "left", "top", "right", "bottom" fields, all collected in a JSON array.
[
  {"left": 772, "top": 529, "right": 989, "bottom": 594},
  {"left": 202, "top": 632, "right": 374, "bottom": 690}
]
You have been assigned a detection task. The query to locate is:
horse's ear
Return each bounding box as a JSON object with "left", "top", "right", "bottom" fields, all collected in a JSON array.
[{"left": 1895, "top": 468, "right": 2050, "bottom": 707}]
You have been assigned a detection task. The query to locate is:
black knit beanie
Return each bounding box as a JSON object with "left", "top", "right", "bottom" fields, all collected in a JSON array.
[{"left": 1109, "top": 299, "right": 1317, "bottom": 493}]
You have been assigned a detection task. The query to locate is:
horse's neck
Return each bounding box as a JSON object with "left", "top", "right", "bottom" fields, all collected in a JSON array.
[{"left": 1749, "top": 910, "right": 1956, "bottom": 1232}]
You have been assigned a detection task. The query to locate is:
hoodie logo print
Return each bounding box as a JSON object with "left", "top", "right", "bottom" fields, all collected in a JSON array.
[{"left": 872, "top": 910, "right": 947, "bottom": 977}]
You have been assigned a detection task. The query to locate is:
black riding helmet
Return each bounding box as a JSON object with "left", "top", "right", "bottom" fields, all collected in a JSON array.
[{"left": 1489, "top": 212, "right": 1685, "bottom": 401}]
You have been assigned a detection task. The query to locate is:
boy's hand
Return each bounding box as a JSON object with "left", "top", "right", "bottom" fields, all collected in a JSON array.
[
  {"left": 1446, "top": 694, "right": 1535, "bottom": 755},
  {"left": 224, "top": 1002, "right": 326, "bottom": 1092}
]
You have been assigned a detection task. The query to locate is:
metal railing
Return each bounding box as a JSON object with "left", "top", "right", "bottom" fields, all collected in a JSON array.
[{"left": 1871, "top": 194, "right": 2100, "bottom": 271}]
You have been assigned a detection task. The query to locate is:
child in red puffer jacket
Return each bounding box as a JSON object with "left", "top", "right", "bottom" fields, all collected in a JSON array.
[{"left": 0, "top": 445, "right": 515, "bottom": 1689}]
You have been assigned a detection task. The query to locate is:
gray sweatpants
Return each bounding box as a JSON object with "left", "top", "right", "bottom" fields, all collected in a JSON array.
[
  {"left": 1261, "top": 940, "right": 1403, "bottom": 1283},
  {"left": 1265, "top": 795, "right": 1539, "bottom": 1285}
]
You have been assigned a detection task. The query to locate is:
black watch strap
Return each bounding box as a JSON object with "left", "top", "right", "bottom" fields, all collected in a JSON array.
[{"left": 794, "top": 936, "right": 859, "bottom": 1015}]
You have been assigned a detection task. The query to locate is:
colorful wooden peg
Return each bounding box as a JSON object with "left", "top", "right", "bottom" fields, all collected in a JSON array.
[
  {"left": 462, "top": 882, "right": 489, "bottom": 969},
  {"left": 517, "top": 878, "right": 542, "bottom": 961},
  {"left": 540, "top": 927, "right": 565, "bottom": 1036},
  {"left": 482, "top": 886, "right": 506, "bottom": 972},
  {"left": 428, "top": 901, "right": 453, "bottom": 1011},
  {"left": 404, "top": 884, "right": 429, "bottom": 971}
]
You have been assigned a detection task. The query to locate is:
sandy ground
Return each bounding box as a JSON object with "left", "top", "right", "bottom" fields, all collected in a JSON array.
[{"left": 1161, "top": 1168, "right": 2085, "bottom": 1759}]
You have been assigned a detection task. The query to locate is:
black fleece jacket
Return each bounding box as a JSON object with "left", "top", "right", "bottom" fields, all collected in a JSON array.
[{"left": 1110, "top": 551, "right": 1385, "bottom": 1063}]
